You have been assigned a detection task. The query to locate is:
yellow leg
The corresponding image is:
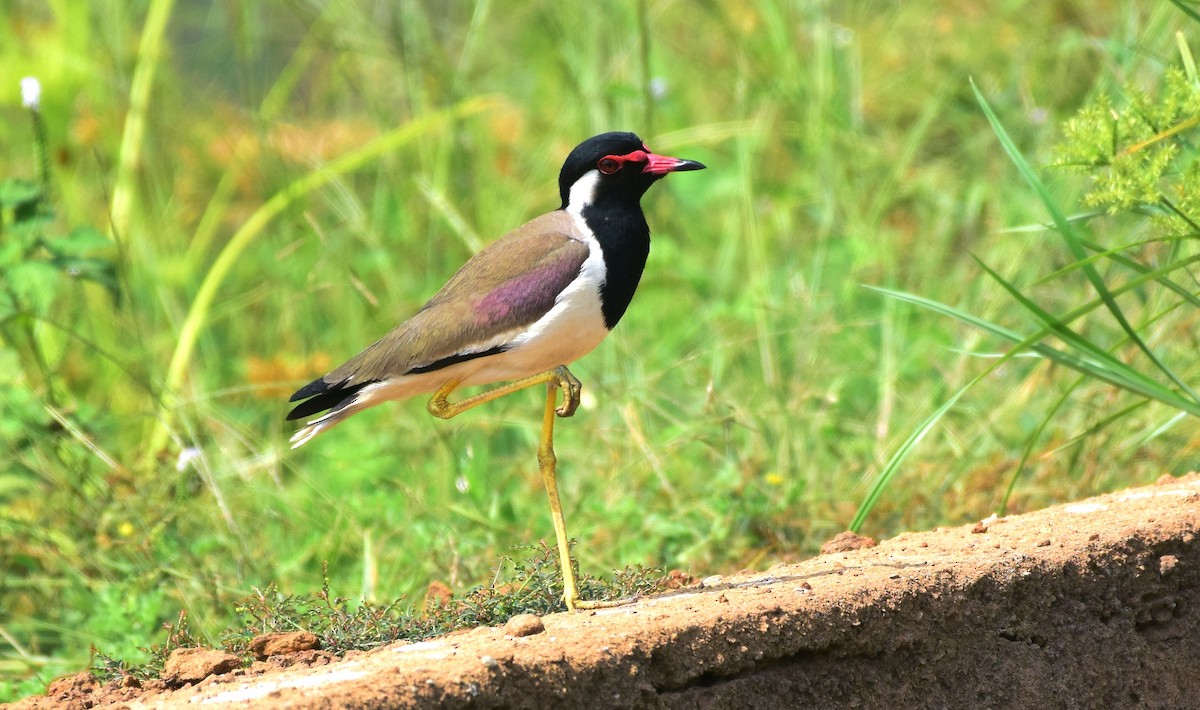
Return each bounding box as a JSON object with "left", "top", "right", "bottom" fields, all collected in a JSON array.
[
  {"left": 535, "top": 376, "right": 633, "bottom": 609},
  {"left": 536, "top": 380, "right": 581, "bottom": 610},
  {"left": 426, "top": 365, "right": 595, "bottom": 610},
  {"left": 535, "top": 377, "right": 633, "bottom": 610}
]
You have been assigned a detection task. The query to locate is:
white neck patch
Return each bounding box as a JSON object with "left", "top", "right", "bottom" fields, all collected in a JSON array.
[{"left": 566, "top": 169, "right": 600, "bottom": 216}]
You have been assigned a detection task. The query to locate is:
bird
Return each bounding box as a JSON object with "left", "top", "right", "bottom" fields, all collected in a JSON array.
[{"left": 287, "top": 131, "right": 705, "bottom": 609}]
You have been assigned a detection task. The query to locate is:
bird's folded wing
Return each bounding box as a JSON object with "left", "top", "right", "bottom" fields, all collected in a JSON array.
[{"left": 314, "top": 213, "right": 590, "bottom": 387}]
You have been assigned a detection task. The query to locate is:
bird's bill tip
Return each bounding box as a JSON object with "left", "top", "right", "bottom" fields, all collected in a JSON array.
[{"left": 643, "top": 153, "right": 707, "bottom": 175}]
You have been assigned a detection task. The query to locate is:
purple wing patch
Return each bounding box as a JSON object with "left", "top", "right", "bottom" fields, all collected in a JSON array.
[{"left": 474, "top": 249, "right": 587, "bottom": 328}]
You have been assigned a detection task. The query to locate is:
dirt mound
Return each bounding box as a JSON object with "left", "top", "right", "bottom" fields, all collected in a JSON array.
[{"left": 14, "top": 474, "right": 1200, "bottom": 708}]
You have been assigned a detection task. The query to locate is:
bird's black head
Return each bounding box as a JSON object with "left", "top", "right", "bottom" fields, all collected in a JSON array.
[{"left": 557, "top": 131, "right": 705, "bottom": 211}]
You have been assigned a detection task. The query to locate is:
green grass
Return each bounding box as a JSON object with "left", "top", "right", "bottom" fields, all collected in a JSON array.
[{"left": 3, "top": 0, "right": 1199, "bottom": 701}]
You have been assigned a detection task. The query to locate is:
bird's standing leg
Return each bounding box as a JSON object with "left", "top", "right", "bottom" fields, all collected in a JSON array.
[
  {"left": 426, "top": 365, "right": 588, "bottom": 610},
  {"left": 533, "top": 373, "right": 632, "bottom": 611},
  {"left": 536, "top": 377, "right": 582, "bottom": 610}
]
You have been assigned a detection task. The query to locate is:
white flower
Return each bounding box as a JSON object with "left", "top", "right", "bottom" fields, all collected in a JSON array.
[
  {"left": 176, "top": 446, "right": 202, "bottom": 472},
  {"left": 20, "top": 76, "right": 40, "bottom": 110}
]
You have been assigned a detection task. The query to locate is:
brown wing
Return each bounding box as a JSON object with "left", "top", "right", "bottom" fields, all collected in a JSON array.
[{"left": 287, "top": 211, "right": 588, "bottom": 415}]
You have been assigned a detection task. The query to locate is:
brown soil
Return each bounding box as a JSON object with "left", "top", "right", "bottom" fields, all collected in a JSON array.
[{"left": 12, "top": 474, "right": 1200, "bottom": 709}]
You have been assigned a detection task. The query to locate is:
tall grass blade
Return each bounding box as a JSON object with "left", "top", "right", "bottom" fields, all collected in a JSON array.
[
  {"left": 1167, "top": 0, "right": 1200, "bottom": 26},
  {"left": 864, "top": 269, "right": 1200, "bottom": 524},
  {"left": 872, "top": 277, "right": 1200, "bottom": 419},
  {"left": 973, "top": 258, "right": 1200, "bottom": 415},
  {"left": 1001, "top": 376, "right": 1080, "bottom": 514},
  {"left": 109, "top": 0, "right": 176, "bottom": 245},
  {"left": 183, "top": 16, "right": 328, "bottom": 271},
  {"left": 971, "top": 79, "right": 1200, "bottom": 406},
  {"left": 850, "top": 375, "right": 980, "bottom": 532},
  {"left": 1035, "top": 237, "right": 1200, "bottom": 311}
]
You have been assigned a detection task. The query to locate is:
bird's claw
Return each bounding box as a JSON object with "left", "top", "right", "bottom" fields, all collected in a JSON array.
[{"left": 553, "top": 366, "right": 582, "bottom": 417}]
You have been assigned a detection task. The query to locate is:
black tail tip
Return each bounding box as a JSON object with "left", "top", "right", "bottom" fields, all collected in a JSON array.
[{"left": 289, "top": 377, "right": 335, "bottom": 403}]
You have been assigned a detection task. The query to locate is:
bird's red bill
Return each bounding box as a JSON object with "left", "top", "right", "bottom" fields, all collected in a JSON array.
[{"left": 602, "top": 148, "right": 706, "bottom": 175}]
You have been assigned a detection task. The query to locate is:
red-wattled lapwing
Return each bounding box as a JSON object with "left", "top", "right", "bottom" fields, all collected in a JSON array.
[{"left": 287, "top": 132, "right": 705, "bottom": 610}]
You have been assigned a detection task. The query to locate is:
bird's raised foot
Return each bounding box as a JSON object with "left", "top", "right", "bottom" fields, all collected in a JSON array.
[
  {"left": 552, "top": 365, "right": 582, "bottom": 418},
  {"left": 426, "top": 380, "right": 461, "bottom": 419}
]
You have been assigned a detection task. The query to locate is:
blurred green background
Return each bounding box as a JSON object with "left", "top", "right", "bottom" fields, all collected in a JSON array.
[{"left": 2, "top": 0, "right": 1198, "bottom": 699}]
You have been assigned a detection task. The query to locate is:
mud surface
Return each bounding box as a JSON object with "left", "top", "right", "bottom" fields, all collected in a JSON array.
[{"left": 12, "top": 474, "right": 1200, "bottom": 708}]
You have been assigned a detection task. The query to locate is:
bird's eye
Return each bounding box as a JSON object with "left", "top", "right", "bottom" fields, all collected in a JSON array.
[{"left": 597, "top": 157, "right": 620, "bottom": 174}]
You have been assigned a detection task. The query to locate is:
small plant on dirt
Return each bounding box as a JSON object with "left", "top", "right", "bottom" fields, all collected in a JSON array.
[
  {"left": 445, "top": 542, "right": 666, "bottom": 626},
  {"left": 90, "top": 546, "right": 669, "bottom": 683},
  {"left": 90, "top": 611, "right": 201, "bottom": 683},
  {"left": 225, "top": 574, "right": 425, "bottom": 655}
]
